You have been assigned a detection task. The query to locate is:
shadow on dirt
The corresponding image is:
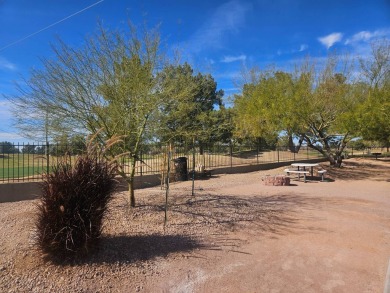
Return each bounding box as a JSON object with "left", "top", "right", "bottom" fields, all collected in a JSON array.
[
  {"left": 52, "top": 233, "right": 208, "bottom": 266},
  {"left": 97, "top": 234, "right": 206, "bottom": 264},
  {"left": 323, "top": 158, "right": 390, "bottom": 181},
  {"left": 40, "top": 191, "right": 342, "bottom": 266},
  {"left": 146, "top": 193, "right": 331, "bottom": 238}
]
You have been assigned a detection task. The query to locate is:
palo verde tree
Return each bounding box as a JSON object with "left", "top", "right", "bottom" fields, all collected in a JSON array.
[
  {"left": 356, "top": 40, "right": 390, "bottom": 151},
  {"left": 233, "top": 68, "right": 306, "bottom": 150},
  {"left": 9, "top": 22, "right": 177, "bottom": 207},
  {"left": 234, "top": 54, "right": 359, "bottom": 167}
]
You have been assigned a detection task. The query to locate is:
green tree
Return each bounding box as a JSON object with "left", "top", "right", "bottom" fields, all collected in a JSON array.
[
  {"left": 0, "top": 141, "right": 20, "bottom": 154},
  {"left": 357, "top": 40, "right": 390, "bottom": 151},
  {"left": 49, "top": 134, "right": 86, "bottom": 156},
  {"left": 9, "top": 22, "right": 175, "bottom": 207},
  {"left": 157, "top": 63, "right": 225, "bottom": 146},
  {"left": 234, "top": 54, "right": 358, "bottom": 166},
  {"left": 21, "top": 143, "right": 36, "bottom": 154}
]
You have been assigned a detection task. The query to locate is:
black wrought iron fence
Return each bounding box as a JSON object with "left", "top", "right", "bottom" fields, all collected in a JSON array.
[{"left": 0, "top": 141, "right": 331, "bottom": 183}]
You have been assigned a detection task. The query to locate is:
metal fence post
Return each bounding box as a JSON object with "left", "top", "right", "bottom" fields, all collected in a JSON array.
[
  {"left": 140, "top": 151, "right": 143, "bottom": 176},
  {"left": 230, "top": 141, "right": 233, "bottom": 168}
]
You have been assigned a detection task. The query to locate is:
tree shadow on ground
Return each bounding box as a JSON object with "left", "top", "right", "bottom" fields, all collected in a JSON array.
[
  {"left": 99, "top": 234, "right": 206, "bottom": 263},
  {"left": 56, "top": 234, "right": 208, "bottom": 266},
  {"left": 230, "top": 149, "right": 274, "bottom": 159},
  {"left": 55, "top": 191, "right": 338, "bottom": 266},
  {"left": 323, "top": 159, "right": 390, "bottom": 181},
  {"left": 146, "top": 193, "right": 330, "bottom": 239}
]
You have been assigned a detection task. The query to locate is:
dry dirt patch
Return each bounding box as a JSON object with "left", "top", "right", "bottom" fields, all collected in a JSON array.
[{"left": 0, "top": 158, "right": 389, "bottom": 292}]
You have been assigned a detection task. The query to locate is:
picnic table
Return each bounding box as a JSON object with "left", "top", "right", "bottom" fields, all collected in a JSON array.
[
  {"left": 285, "top": 162, "right": 327, "bottom": 182},
  {"left": 291, "top": 163, "right": 319, "bottom": 176},
  {"left": 372, "top": 152, "right": 381, "bottom": 160}
]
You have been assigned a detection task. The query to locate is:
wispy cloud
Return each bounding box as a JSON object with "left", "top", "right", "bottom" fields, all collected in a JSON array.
[
  {"left": 345, "top": 28, "right": 390, "bottom": 45},
  {"left": 0, "top": 100, "right": 18, "bottom": 140},
  {"left": 342, "top": 28, "right": 390, "bottom": 59},
  {"left": 0, "top": 132, "right": 24, "bottom": 142},
  {"left": 0, "top": 57, "right": 16, "bottom": 71},
  {"left": 221, "top": 54, "right": 247, "bottom": 63},
  {"left": 318, "top": 32, "right": 343, "bottom": 49},
  {"left": 299, "top": 44, "right": 308, "bottom": 52},
  {"left": 0, "top": 100, "right": 13, "bottom": 121},
  {"left": 181, "top": 1, "right": 251, "bottom": 54},
  {"left": 276, "top": 44, "right": 308, "bottom": 56}
]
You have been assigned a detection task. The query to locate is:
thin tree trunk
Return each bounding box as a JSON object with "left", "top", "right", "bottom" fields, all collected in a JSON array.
[
  {"left": 128, "top": 155, "right": 137, "bottom": 207},
  {"left": 164, "top": 143, "right": 172, "bottom": 226},
  {"left": 192, "top": 137, "right": 196, "bottom": 196},
  {"left": 127, "top": 179, "right": 136, "bottom": 207}
]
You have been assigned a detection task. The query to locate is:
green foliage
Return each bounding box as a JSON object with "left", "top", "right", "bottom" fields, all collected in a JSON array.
[
  {"left": 21, "top": 144, "right": 37, "bottom": 154},
  {"left": 157, "top": 63, "right": 226, "bottom": 144},
  {"left": 347, "top": 139, "right": 368, "bottom": 150},
  {"left": 356, "top": 40, "right": 390, "bottom": 149},
  {"left": 233, "top": 54, "right": 358, "bottom": 166},
  {"left": 10, "top": 21, "right": 172, "bottom": 207},
  {"left": 36, "top": 151, "right": 117, "bottom": 262},
  {"left": 0, "top": 141, "right": 20, "bottom": 154},
  {"left": 49, "top": 134, "right": 86, "bottom": 156}
]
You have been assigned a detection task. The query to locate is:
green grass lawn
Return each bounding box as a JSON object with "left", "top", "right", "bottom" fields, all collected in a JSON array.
[
  {"left": 0, "top": 166, "right": 47, "bottom": 180},
  {"left": 0, "top": 153, "right": 56, "bottom": 180}
]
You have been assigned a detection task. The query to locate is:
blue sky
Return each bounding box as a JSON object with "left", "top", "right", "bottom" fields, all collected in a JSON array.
[{"left": 0, "top": 0, "right": 389, "bottom": 142}]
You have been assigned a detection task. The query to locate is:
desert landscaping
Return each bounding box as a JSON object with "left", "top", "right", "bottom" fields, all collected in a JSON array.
[{"left": 0, "top": 157, "right": 389, "bottom": 292}]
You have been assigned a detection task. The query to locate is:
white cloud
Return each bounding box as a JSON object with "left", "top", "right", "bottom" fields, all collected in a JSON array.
[
  {"left": 318, "top": 32, "right": 343, "bottom": 49},
  {"left": 0, "top": 132, "right": 23, "bottom": 141},
  {"left": 0, "top": 100, "right": 13, "bottom": 117},
  {"left": 276, "top": 44, "right": 308, "bottom": 56},
  {"left": 181, "top": 1, "right": 251, "bottom": 54},
  {"left": 0, "top": 57, "right": 16, "bottom": 71},
  {"left": 0, "top": 100, "right": 20, "bottom": 141},
  {"left": 221, "top": 54, "right": 247, "bottom": 63},
  {"left": 345, "top": 31, "right": 373, "bottom": 44},
  {"left": 345, "top": 29, "right": 390, "bottom": 45},
  {"left": 299, "top": 44, "right": 308, "bottom": 52},
  {"left": 204, "top": 57, "right": 215, "bottom": 65}
]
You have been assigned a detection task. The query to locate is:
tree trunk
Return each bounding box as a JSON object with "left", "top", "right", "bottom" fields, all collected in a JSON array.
[
  {"left": 327, "top": 151, "right": 344, "bottom": 167},
  {"left": 288, "top": 134, "right": 304, "bottom": 153},
  {"left": 305, "top": 141, "right": 343, "bottom": 168},
  {"left": 192, "top": 138, "right": 196, "bottom": 196},
  {"left": 127, "top": 179, "right": 136, "bottom": 207},
  {"left": 127, "top": 155, "right": 137, "bottom": 207},
  {"left": 288, "top": 135, "right": 295, "bottom": 152},
  {"left": 295, "top": 135, "right": 304, "bottom": 153}
]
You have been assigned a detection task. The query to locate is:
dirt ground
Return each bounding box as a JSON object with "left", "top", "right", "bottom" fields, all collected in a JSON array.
[{"left": 0, "top": 157, "right": 389, "bottom": 292}]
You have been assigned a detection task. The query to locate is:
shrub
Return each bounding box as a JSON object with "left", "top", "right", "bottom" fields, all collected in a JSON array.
[{"left": 36, "top": 152, "right": 117, "bottom": 262}]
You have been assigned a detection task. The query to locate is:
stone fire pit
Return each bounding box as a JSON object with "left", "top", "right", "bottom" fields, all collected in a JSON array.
[{"left": 262, "top": 175, "right": 290, "bottom": 186}]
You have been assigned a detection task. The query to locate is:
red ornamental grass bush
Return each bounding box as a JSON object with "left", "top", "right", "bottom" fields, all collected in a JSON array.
[{"left": 36, "top": 154, "right": 117, "bottom": 261}]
